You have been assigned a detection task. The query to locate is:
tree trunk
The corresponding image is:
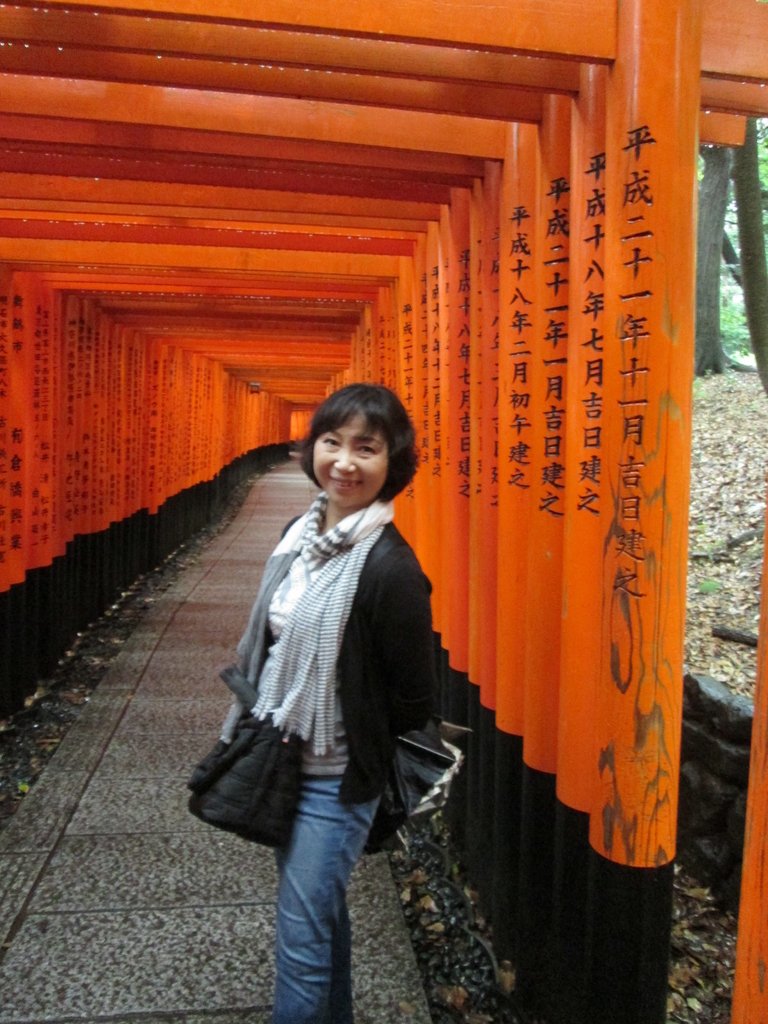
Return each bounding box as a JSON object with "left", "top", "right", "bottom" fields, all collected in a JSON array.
[
  {"left": 733, "top": 119, "right": 768, "bottom": 398},
  {"left": 695, "top": 145, "right": 732, "bottom": 376},
  {"left": 722, "top": 231, "right": 742, "bottom": 287}
]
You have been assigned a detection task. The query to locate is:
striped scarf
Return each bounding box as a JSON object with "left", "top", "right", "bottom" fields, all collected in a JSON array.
[{"left": 246, "top": 492, "right": 393, "bottom": 755}]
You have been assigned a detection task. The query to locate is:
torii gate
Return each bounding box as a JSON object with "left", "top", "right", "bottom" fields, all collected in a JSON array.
[{"left": 0, "top": 2, "right": 767, "bottom": 1023}]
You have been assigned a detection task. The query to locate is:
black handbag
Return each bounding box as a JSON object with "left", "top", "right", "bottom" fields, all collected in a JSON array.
[
  {"left": 187, "top": 666, "right": 303, "bottom": 848},
  {"left": 365, "top": 718, "right": 463, "bottom": 853}
]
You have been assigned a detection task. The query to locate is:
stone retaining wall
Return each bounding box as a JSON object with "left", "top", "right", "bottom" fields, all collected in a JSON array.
[{"left": 678, "top": 672, "right": 754, "bottom": 910}]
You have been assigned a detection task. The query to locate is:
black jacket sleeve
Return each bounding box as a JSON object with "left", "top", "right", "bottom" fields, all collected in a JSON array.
[
  {"left": 336, "top": 524, "right": 438, "bottom": 803},
  {"left": 367, "top": 541, "right": 436, "bottom": 736}
]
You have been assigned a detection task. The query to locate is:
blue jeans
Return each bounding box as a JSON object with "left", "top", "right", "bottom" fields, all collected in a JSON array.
[{"left": 271, "top": 776, "right": 380, "bottom": 1024}]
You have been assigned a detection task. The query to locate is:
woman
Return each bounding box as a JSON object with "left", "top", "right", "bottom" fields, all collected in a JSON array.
[{"left": 224, "top": 383, "right": 436, "bottom": 1024}]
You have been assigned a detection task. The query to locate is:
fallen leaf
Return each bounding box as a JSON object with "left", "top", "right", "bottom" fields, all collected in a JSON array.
[{"left": 435, "top": 985, "right": 469, "bottom": 1010}]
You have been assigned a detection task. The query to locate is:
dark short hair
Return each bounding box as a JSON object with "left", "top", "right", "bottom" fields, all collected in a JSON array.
[{"left": 300, "top": 383, "right": 418, "bottom": 501}]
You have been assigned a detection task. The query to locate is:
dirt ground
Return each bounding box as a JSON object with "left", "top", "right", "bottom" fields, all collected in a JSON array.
[
  {"left": 666, "top": 369, "right": 767, "bottom": 1024},
  {"left": 1, "top": 370, "right": 765, "bottom": 1024},
  {"left": 686, "top": 371, "right": 766, "bottom": 701}
]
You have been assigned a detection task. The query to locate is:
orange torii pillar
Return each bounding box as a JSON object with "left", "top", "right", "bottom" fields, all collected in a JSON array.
[
  {"left": 442, "top": 184, "right": 497, "bottom": 891},
  {"left": 493, "top": 119, "right": 538, "bottom": 958},
  {"left": 586, "top": 2, "right": 701, "bottom": 1022},
  {"left": 554, "top": 61, "right": 609, "bottom": 1022},
  {"left": 468, "top": 163, "right": 501, "bottom": 716},
  {"left": 377, "top": 283, "right": 400, "bottom": 395},
  {"left": 439, "top": 189, "right": 471, "bottom": 689},
  {"left": 403, "top": 233, "right": 442, "bottom": 595},
  {"left": 392, "top": 250, "right": 420, "bottom": 543},
  {"left": 422, "top": 220, "right": 449, "bottom": 690},
  {"left": 732, "top": 494, "right": 768, "bottom": 1024},
  {"left": 514, "top": 94, "right": 573, "bottom": 1017},
  {"left": 467, "top": 165, "right": 502, "bottom": 903}
]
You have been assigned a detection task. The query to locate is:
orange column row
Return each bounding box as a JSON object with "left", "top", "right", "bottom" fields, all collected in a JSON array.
[
  {"left": 368, "top": 2, "right": 699, "bottom": 878},
  {"left": 0, "top": 271, "right": 290, "bottom": 593}
]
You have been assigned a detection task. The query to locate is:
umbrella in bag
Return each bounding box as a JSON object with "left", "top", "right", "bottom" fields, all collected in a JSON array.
[{"left": 366, "top": 717, "right": 464, "bottom": 852}]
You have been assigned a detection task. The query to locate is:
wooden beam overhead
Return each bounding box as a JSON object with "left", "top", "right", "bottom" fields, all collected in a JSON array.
[
  {"left": 0, "top": 7, "right": 582, "bottom": 91},
  {"left": 0, "top": 74, "right": 510, "bottom": 158},
  {"left": 0, "top": 144, "right": 456, "bottom": 204},
  {"left": 0, "top": 216, "right": 417, "bottom": 255},
  {"left": 0, "top": 200, "right": 434, "bottom": 232},
  {"left": 0, "top": 45, "right": 549, "bottom": 122},
  {"left": 701, "top": 0, "right": 768, "bottom": 83},
  {"left": 7, "top": 0, "right": 767, "bottom": 85},
  {"left": 0, "top": 172, "right": 444, "bottom": 222},
  {"left": 0, "top": 112, "right": 487, "bottom": 180},
  {"left": 3, "top": 0, "right": 619, "bottom": 62},
  {"left": 0, "top": 235, "right": 402, "bottom": 277},
  {"left": 0, "top": 0, "right": 766, "bottom": 410},
  {"left": 699, "top": 112, "right": 746, "bottom": 148},
  {"left": 37, "top": 273, "right": 383, "bottom": 301},
  {"left": 701, "top": 78, "right": 768, "bottom": 120}
]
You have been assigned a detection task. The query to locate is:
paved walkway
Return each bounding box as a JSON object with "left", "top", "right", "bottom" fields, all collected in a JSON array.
[{"left": 0, "top": 462, "right": 431, "bottom": 1024}]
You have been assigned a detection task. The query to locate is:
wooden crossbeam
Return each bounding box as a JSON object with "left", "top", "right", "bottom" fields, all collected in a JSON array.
[
  {"left": 6, "top": 0, "right": 768, "bottom": 82},
  {"left": 0, "top": 44, "right": 549, "bottom": 121},
  {"left": 0, "top": 145, "right": 454, "bottom": 204},
  {"left": 0, "top": 235, "right": 402, "bottom": 276},
  {"left": 0, "top": 172, "right": 443, "bottom": 222},
  {"left": 0, "top": 112, "right": 486, "bottom": 180},
  {"left": 3, "top": 0, "right": 618, "bottom": 62},
  {"left": 0, "top": 74, "right": 509, "bottom": 157},
  {"left": 0, "top": 0, "right": 766, "bottom": 416},
  {"left": 35, "top": 272, "right": 384, "bottom": 300},
  {"left": 0, "top": 216, "right": 418, "bottom": 255},
  {"left": 0, "top": 6, "right": 582, "bottom": 90}
]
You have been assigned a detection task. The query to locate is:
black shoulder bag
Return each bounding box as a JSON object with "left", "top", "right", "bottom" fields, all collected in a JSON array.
[{"left": 187, "top": 665, "right": 303, "bottom": 848}]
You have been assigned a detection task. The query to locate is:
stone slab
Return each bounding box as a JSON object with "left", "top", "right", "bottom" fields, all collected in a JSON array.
[
  {"left": 348, "top": 854, "right": 433, "bottom": 1024},
  {"left": 43, "top": 723, "right": 116, "bottom": 775},
  {"left": 96, "top": 731, "right": 217, "bottom": 778},
  {"left": 134, "top": 646, "right": 236, "bottom": 670},
  {"left": 96, "top": 644, "right": 161, "bottom": 687},
  {"left": 0, "top": 890, "right": 426, "bottom": 1024},
  {"left": 185, "top": 584, "right": 261, "bottom": 604},
  {"left": 32, "top": 692, "right": 128, "bottom": 774},
  {"left": 28, "top": 832, "right": 276, "bottom": 912},
  {"left": 0, "top": 851, "right": 48, "bottom": 946},
  {"left": 0, "top": 771, "right": 90, "bottom": 853},
  {"left": 0, "top": 904, "right": 277, "bottom": 1021},
  {"left": 134, "top": 664, "right": 235, "bottom": 698},
  {"left": 116, "top": 696, "right": 228, "bottom": 735},
  {"left": 65, "top": 776, "right": 202, "bottom": 835},
  {"left": 59, "top": 689, "right": 128, "bottom": 733},
  {"left": 167, "top": 600, "right": 250, "bottom": 622}
]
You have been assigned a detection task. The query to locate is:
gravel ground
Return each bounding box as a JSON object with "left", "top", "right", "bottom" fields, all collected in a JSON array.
[
  {"left": 686, "top": 371, "right": 767, "bottom": 701},
  {"left": 1, "top": 371, "right": 764, "bottom": 1024}
]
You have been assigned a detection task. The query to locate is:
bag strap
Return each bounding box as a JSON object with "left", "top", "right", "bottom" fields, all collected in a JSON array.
[{"left": 219, "top": 664, "right": 259, "bottom": 709}]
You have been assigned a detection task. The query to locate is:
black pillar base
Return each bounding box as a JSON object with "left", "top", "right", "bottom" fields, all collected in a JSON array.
[{"left": 584, "top": 852, "right": 674, "bottom": 1024}]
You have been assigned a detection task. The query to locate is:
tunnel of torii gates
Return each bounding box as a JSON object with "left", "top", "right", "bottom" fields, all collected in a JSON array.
[{"left": 0, "top": 1, "right": 768, "bottom": 1021}]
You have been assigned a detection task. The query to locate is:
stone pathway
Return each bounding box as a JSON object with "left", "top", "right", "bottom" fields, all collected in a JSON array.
[{"left": 0, "top": 462, "right": 430, "bottom": 1024}]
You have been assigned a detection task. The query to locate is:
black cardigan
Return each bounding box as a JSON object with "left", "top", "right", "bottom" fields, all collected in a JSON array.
[{"left": 335, "top": 522, "right": 437, "bottom": 803}]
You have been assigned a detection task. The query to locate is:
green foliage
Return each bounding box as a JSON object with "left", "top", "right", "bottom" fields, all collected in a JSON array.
[
  {"left": 720, "top": 267, "right": 753, "bottom": 361},
  {"left": 697, "top": 579, "right": 722, "bottom": 595}
]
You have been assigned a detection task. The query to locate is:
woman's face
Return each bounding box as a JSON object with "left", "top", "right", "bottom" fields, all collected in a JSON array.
[{"left": 313, "top": 414, "right": 389, "bottom": 528}]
